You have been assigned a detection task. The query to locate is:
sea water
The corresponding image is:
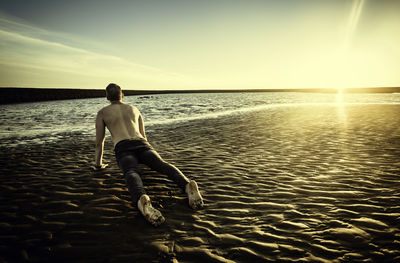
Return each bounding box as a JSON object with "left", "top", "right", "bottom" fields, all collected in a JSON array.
[{"left": 0, "top": 92, "right": 399, "bottom": 147}]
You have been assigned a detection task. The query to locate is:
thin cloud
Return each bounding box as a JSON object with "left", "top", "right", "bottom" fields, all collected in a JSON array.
[{"left": 0, "top": 16, "right": 199, "bottom": 89}]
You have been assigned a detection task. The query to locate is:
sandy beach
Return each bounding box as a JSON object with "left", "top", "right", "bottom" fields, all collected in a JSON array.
[{"left": 1, "top": 103, "right": 399, "bottom": 262}]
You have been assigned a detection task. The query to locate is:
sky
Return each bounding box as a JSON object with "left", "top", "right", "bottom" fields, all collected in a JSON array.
[{"left": 0, "top": 0, "right": 399, "bottom": 90}]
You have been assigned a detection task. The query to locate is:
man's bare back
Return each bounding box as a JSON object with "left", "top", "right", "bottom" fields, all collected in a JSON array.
[{"left": 97, "top": 101, "right": 146, "bottom": 146}]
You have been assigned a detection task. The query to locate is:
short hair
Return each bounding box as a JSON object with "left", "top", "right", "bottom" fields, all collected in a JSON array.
[{"left": 106, "top": 83, "right": 122, "bottom": 101}]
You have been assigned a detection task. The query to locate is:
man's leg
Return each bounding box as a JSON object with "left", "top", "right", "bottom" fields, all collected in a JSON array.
[
  {"left": 118, "top": 153, "right": 165, "bottom": 226},
  {"left": 138, "top": 150, "right": 189, "bottom": 190},
  {"left": 138, "top": 150, "right": 204, "bottom": 209},
  {"left": 117, "top": 153, "right": 145, "bottom": 203}
]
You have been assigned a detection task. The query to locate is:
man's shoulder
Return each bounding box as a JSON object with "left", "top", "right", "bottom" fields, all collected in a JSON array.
[
  {"left": 97, "top": 104, "right": 113, "bottom": 116},
  {"left": 123, "top": 103, "right": 139, "bottom": 112},
  {"left": 97, "top": 103, "right": 138, "bottom": 113},
  {"left": 97, "top": 106, "right": 108, "bottom": 114}
]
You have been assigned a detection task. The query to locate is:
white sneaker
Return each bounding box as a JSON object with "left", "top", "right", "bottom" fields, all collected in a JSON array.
[
  {"left": 137, "top": 194, "right": 165, "bottom": 226},
  {"left": 185, "top": 180, "right": 204, "bottom": 209}
]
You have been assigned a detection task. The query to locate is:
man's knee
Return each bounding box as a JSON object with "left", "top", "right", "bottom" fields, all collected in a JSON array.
[
  {"left": 124, "top": 167, "right": 140, "bottom": 177},
  {"left": 124, "top": 169, "right": 143, "bottom": 185}
]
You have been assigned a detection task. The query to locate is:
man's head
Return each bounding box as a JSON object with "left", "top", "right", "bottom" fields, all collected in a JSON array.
[{"left": 106, "top": 83, "right": 123, "bottom": 101}]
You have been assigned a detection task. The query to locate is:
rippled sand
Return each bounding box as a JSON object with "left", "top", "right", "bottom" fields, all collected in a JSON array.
[{"left": 1, "top": 104, "right": 399, "bottom": 262}]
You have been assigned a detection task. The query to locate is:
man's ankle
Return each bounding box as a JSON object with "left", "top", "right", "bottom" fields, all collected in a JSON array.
[
  {"left": 185, "top": 180, "right": 198, "bottom": 193},
  {"left": 185, "top": 180, "right": 192, "bottom": 193},
  {"left": 138, "top": 194, "right": 150, "bottom": 211}
]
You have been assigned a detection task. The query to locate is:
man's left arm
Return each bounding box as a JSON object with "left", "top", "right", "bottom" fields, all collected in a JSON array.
[{"left": 94, "top": 110, "right": 108, "bottom": 169}]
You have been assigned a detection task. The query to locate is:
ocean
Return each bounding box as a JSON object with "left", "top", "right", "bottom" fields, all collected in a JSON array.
[{"left": 1, "top": 91, "right": 399, "bottom": 147}]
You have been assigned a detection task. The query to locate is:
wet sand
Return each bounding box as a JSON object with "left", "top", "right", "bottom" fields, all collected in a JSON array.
[{"left": 0, "top": 104, "right": 399, "bottom": 262}]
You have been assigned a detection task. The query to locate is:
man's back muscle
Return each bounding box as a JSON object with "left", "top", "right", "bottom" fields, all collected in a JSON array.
[{"left": 100, "top": 103, "right": 144, "bottom": 145}]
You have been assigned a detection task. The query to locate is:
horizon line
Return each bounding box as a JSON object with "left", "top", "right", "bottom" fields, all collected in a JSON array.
[{"left": 1, "top": 86, "right": 400, "bottom": 105}]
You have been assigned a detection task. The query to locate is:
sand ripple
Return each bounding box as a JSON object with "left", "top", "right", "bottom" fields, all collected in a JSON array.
[{"left": 0, "top": 104, "right": 399, "bottom": 262}]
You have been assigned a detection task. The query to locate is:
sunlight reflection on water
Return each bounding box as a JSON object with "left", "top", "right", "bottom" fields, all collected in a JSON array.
[{"left": 0, "top": 92, "right": 399, "bottom": 147}]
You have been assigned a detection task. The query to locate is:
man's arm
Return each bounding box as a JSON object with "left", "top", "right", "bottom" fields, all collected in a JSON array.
[
  {"left": 138, "top": 113, "right": 147, "bottom": 140},
  {"left": 94, "top": 110, "right": 107, "bottom": 169}
]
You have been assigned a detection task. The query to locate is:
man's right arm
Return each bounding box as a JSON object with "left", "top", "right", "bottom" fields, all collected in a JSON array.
[{"left": 93, "top": 110, "right": 108, "bottom": 170}]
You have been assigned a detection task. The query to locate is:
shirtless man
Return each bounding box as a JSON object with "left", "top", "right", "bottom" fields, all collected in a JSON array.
[{"left": 94, "top": 83, "right": 203, "bottom": 226}]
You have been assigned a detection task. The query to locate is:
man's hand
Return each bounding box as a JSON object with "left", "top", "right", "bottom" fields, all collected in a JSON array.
[{"left": 91, "top": 163, "right": 108, "bottom": 171}]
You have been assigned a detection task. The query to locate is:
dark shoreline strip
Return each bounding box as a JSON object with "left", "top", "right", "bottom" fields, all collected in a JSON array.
[{"left": 1, "top": 86, "right": 399, "bottom": 104}]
